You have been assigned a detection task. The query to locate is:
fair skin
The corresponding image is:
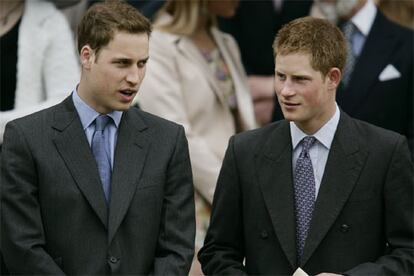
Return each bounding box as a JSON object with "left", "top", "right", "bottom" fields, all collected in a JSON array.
[
  {"left": 0, "top": 0, "right": 24, "bottom": 36},
  {"left": 77, "top": 31, "right": 149, "bottom": 114},
  {"left": 316, "top": 0, "right": 366, "bottom": 23},
  {"left": 248, "top": 75, "right": 275, "bottom": 126},
  {"left": 274, "top": 52, "right": 341, "bottom": 134}
]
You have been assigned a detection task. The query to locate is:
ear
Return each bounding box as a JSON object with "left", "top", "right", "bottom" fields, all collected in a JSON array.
[
  {"left": 80, "top": 45, "right": 95, "bottom": 70},
  {"left": 326, "top": 67, "right": 341, "bottom": 90}
]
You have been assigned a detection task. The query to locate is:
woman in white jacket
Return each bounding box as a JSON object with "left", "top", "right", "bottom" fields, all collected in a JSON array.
[
  {"left": 137, "top": 0, "right": 257, "bottom": 274},
  {"left": 0, "top": 0, "right": 79, "bottom": 144}
]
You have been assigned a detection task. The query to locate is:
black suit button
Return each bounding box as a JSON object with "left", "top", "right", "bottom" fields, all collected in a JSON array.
[
  {"left": 340, "top": 224, "right": 350, "bottom": 233},
  {"left": 260, "top": 230, "right": 268, "bottom": 239},
  {"left": 109, "top": 256, "right": 118, "bottom": 263}
]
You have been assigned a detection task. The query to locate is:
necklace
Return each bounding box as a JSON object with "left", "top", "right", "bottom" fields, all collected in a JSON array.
[{"left": 0, "top": 1, "right": 23, "bottom": 27}]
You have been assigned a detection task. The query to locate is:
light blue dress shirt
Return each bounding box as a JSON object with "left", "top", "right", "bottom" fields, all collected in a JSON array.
[
  {"left": 72, "top": 90, "right": 122, "bottom": 169},
  {"left": 290, "top": 104, "right": 340, "bottom": 198}
]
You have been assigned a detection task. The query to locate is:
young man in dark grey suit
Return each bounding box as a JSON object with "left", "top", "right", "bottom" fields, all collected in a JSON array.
[
  {"left": 199, "top": 17, "right": 413, "bottom": 275},
  {"left": 1, "top": 1, "right": 195, "bottom": 274},
  {"left": 274, "top": 0, "right": 413, "bottom": 157}
]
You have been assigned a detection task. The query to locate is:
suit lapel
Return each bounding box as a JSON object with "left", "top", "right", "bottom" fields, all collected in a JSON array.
[
  {"left": 338, "top": 12, "right": 398, "bottom": 112},
  {"left": 52, "top": 97, "right": 108, "bottom": 228},
  {"left": 176, "top": 36, "right": 228, "bottom": 107},
  {"left": 257, "top": 122, "right": 297, "bottom": 268},
  {"left": 301, "top": 112, "right": 368, "bottom": 265},
  {"left": 108, "top": 109, "right": 150, "bottom": 244},
  {"left": 212, "top": 28, "right": 257, "bottom": 130}
]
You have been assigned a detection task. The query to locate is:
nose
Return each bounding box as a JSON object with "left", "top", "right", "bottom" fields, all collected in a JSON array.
[
  {"left": 279, "top": 80, "right": 295, "bottom": 97},
  {"left": 125, "top": 66, "right": 142, "bottom": 86}
]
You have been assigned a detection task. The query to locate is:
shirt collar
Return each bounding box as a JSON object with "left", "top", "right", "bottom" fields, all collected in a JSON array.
[
  {"left": 72, "top": 87, "right": 123, "bottom": 130},
  {"left": 290, "top": 104, "right": 340, "bottom": 150},
  {"left": 351, "top": 0, "right": 377, "bottom": 36}
]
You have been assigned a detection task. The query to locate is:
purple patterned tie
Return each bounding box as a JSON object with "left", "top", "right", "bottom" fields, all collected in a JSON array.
[
  {"left": 92, "top": 115, "right": 112, "bottom": 204},
  {"left": 294, "top": 136, "right": 316, "bottom": 261}
]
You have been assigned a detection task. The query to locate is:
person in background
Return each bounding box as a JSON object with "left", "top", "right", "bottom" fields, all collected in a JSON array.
[
  {"left": 0, "top": 0, "right": 80, "bottom": 146},
  {"left": 376, "top": 0, "right": 414, "bottom": 29},
  {"left": 278, "top": 0, "right": 413, "bottom": 157},
  {"left": 136, "top": 0, "right": 257, "bottom": 274},
  {"left": 50, "top": 0, "right": 89, "bottom": 34},
  {"left": 199, "top": 16, "right": 413, "bottom": 275},
  {"left": 88, "top": 0, "right": 165, "bottom": 20},
  {"left": 1, "top": 0, "right": 195, "bottom": 274},
  {"left": 219, "top": 0, "right": 314, "bottom": 126}
]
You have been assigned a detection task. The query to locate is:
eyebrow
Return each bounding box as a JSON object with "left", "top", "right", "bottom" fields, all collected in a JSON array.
[
  {"left": 292, "top": 74, "right": 312, "bottom": 80},
  {"left": 111, "top": 56, "right": 150, "bottom": 63},
  {"left": 275, "top": 70, "right": 311, "bottom": 79},
  {"left": 139, "top": 56, "right": 150, "bottom": 63}
]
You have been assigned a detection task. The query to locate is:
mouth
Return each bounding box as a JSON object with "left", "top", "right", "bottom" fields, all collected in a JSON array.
[
  {"left": 282, "top": 101, "right": 300, "bottom": 107},
  {"left": 119, "top": 89, "right": 137, "bottom": 102},
  {"left": 120, "top": 89, "right": 137, "bottom": 96}
]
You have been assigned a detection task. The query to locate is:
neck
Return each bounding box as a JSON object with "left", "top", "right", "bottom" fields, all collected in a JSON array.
[
  {"left": 0, "top": 0, "right": 23, "bottom": 18},
  {"left": 0, "top": 0, "right": 24, "bottom": 36},
  {"left": 190, "top": 17, "right": 217, "bottom": 52},
  {"left": 296, "top": 104, "right": 337, "bottom": 135},
  {"left": 342, "top": 0, "right": 367, "bottom": 21}
]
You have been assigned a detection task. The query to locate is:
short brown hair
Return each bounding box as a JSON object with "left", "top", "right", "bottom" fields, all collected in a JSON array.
[
  {"left": 273, "top": 16, "right": 347, "bottom": 76},
  {"left": 77, "top": 0, "right": 152, "bottom": 55}
]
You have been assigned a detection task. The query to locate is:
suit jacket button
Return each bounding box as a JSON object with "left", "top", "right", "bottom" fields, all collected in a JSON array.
[
  {"left": 109, "top": 256, "right": 118, "bottom": 263},
  {"left": 340, "top": 224, "right": 350, "bottom": 233},
  {"left": 261, "top": 230, "right": 268, "bottom": 239}
]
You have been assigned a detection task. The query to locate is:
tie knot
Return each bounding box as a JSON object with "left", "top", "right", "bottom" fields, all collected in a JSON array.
[
  {"left": 95, "top": 115, "right": 111, "bottom": 132},
  {"left": 301, "top": 136, "right": 316, "bottom": 154},
  {"left": 342, "top": 21, "right": 357, "bottom": 40}
]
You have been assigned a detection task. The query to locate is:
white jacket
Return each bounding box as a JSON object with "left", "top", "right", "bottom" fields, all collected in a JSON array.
[
  {"left": 0, "top": 0, "right": 80, "bottom": 143},
  {"left": 138, "top": 27, "right": 257, "bottom": 203}
]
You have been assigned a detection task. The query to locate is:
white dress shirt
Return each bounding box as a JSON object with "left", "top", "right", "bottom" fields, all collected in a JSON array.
[
  {"left": 350, "top": 0, "right": 377, "bottom": 56},
  {"left": 290, "top": 104, "right": 340, "bottom": 198}
]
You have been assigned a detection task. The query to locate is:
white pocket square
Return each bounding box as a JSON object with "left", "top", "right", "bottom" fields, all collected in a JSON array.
[
  {"left": 292, "top": 267, "right": 309, "bottom": 276},
  {"left": 378, "top": 64, "right": 401, "bottom": 81}
]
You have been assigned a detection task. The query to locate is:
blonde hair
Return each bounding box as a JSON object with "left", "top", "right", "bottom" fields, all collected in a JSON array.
[{"left": 155, "top": 0, "right": 216, "bottom": 36}]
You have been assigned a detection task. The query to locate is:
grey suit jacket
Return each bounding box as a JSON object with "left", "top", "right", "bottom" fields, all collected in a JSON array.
[
  {"left": 199, "top": 111, "right": 413, "bottom": 275},
  {"left": 1, "top": 96, "right": 195, "bottom": 274}
]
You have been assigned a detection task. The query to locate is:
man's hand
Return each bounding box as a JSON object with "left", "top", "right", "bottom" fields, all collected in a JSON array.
[{"left": 247, "top": 75, "right": 275, "bottom": 126}]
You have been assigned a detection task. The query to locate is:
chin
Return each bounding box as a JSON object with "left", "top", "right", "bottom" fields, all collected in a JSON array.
[
  {"left": 114, "top": 104, "right": 132, "bottom": 111},
  {"left": 281, "top": 112, "right": 294, "bottom": 122}
]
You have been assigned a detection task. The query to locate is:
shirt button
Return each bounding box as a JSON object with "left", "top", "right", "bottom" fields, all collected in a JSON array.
[{"left": 260, "top": 230, "right": 269, "bottom": 239}]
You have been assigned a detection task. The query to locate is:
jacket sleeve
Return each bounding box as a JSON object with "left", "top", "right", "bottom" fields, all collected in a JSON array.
[
  {"left": 198, "top": 136, "right": 248, "bottom": 275},
  {"left": 1, "top": 121, "right": 66, "bottom": 275},
  {"left": 151, "top": 126, "right": 196, "bottom": 275}
]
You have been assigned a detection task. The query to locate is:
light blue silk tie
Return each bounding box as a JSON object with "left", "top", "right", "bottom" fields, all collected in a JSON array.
[
  {"left": 92, "top": 115, "right": 112, "bottom": 204},
  {"left": 294, "top": 136, "right": 316, "bottom": 262}
]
